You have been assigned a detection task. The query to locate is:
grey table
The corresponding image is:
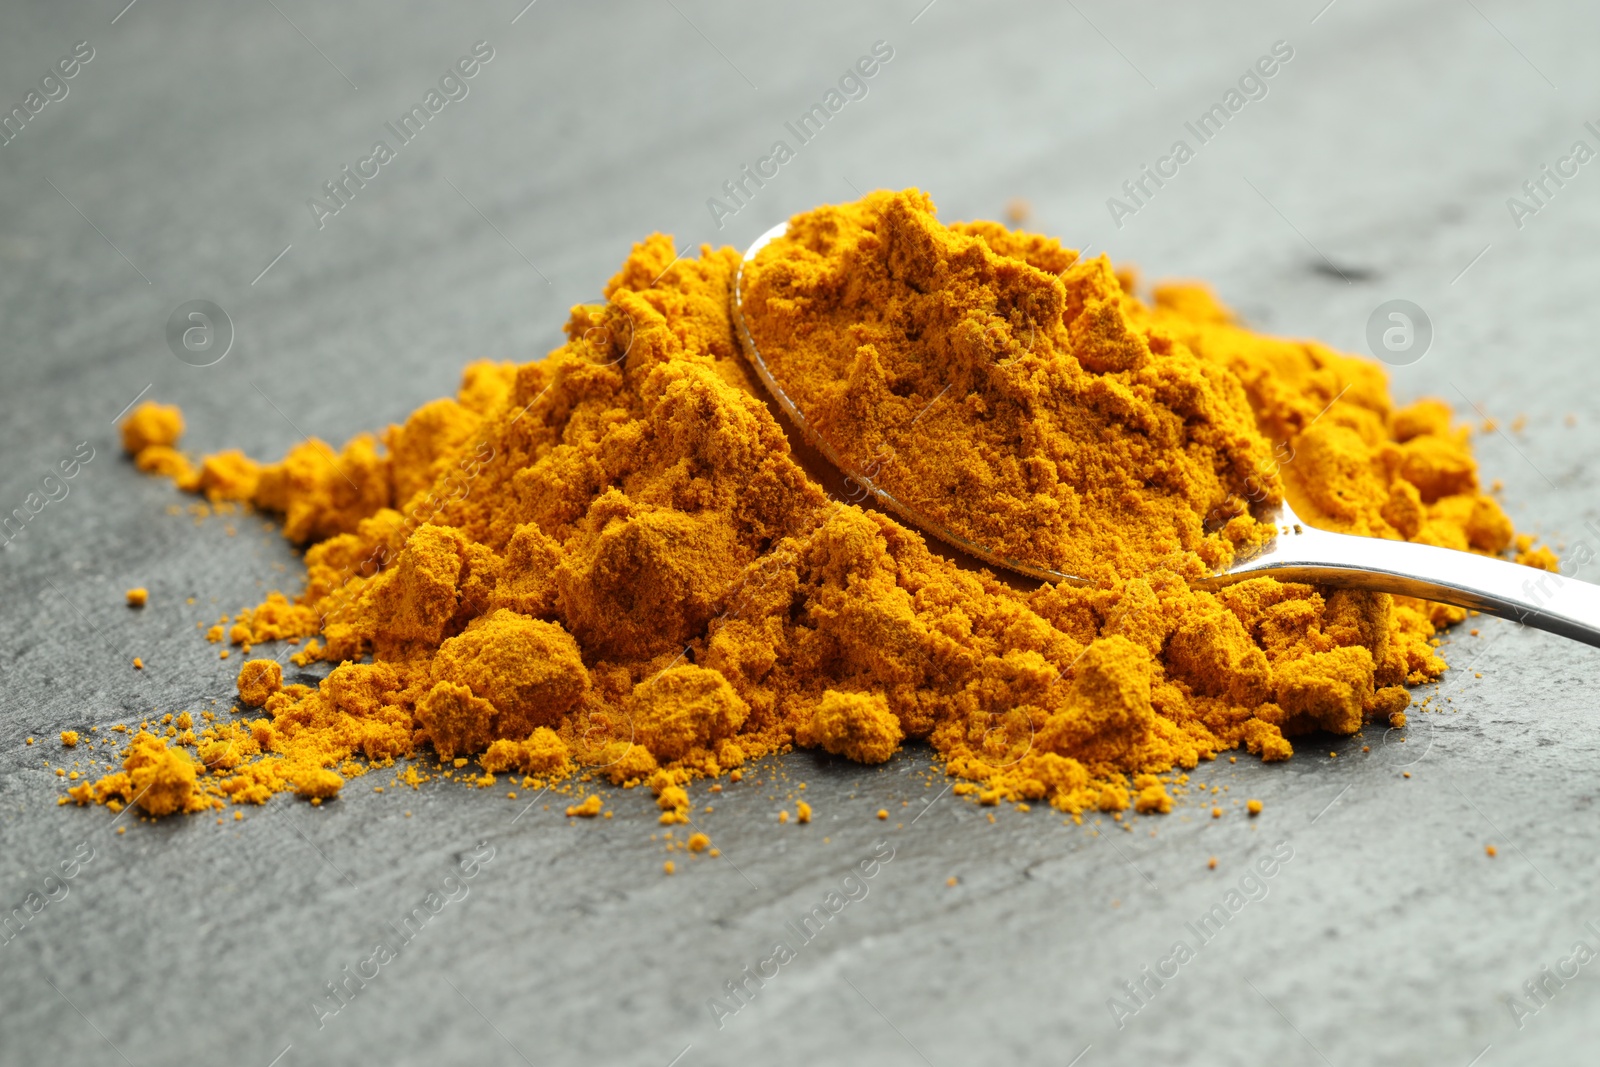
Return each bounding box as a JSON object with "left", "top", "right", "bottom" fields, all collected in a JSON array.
[{"left": 2, "top": 1, "right": 1598, "bottom": 1064}]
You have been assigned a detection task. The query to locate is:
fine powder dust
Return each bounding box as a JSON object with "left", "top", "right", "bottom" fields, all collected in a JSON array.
[{"left": 74, "top": 189, "right": 1532, "bottom": 821}]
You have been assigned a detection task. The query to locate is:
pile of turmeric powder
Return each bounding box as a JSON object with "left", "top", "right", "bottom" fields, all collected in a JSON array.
[{"left": 79, "top": 189, "right": 1521, "bottom": 821}]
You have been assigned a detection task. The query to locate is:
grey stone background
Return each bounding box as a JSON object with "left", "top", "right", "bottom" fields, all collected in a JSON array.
[{"left": 1, "top": 1, "right": 1597, "bottom": 1064}]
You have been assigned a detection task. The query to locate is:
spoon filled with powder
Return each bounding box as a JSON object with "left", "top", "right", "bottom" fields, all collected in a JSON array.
[{"left": 734, "top": 191, "right": 1600, "bottom": 646}]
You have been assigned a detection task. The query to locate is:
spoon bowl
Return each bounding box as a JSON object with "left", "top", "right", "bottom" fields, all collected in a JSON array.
[{"left": 732, "top": 221, "right": 1084, "bottom": 586}]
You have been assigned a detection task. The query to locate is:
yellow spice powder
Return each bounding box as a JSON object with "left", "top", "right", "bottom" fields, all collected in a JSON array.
[{"left": 75, "top": 189, "right": 1524, "bottom": 820}]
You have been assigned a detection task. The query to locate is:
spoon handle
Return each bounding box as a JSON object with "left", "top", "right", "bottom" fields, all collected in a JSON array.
[{"left": 1204, "top": 522, "right": 1600, "bottom": 648}]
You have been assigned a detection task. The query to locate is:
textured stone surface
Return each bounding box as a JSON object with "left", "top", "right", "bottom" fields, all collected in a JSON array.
[{"left": 2, "top": 1, "right": 1597, "bottom": 1064}]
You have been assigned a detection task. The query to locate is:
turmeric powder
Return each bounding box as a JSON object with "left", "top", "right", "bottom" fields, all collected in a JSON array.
[
  {"left": 67, "top": 732, "right": 210, "bottom": 816},
  {"left": 742, "top": 190, "right": 1279, "bottom": 582},
  {"left": 82, "top": 189, "right": 1522, "bottom": 820}
]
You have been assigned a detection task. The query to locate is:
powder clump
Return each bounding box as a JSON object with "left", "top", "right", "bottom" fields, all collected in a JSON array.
[
  {"left": 121, "top": 402, "right": 183, "bottom": 455},
  {"left": 796, "top": 690, "right": 904, "bottom": 765},
  {"left": 420, "top": 611, "right": 589, "bottom": 759},
  {"left": 236, "top": 659, "right": 283, "bottom": 707},
  {"left": 482, "top": 727, "right": 572, "bottom": 777},
  {"left": 628, "top": 665, "right": 749, "bottom": 766},
  {"left": 69, "top": 732, "right": 208, "bottom": 816}
]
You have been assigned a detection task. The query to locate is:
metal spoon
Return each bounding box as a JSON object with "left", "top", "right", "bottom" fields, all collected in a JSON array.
[{"left": 733, "top": 220, "right": 1600, "bottom": 648}]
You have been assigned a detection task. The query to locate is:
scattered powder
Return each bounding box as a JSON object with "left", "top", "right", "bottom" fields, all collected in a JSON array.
[
  {"left": 1514, "top": 534, "right": 1558, "bottom": 571},
  {"left": 565, "top": 795, "right": 603, "bottom": 818},
  {"left": 120, "top": 402, "right": 182, "bottom": 455},
  {"left": 79, "top": 189, "right": 1525, "bottom": 825},
  {"left": 67, "top": 732, "right": 209, "bottom": 816}
]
